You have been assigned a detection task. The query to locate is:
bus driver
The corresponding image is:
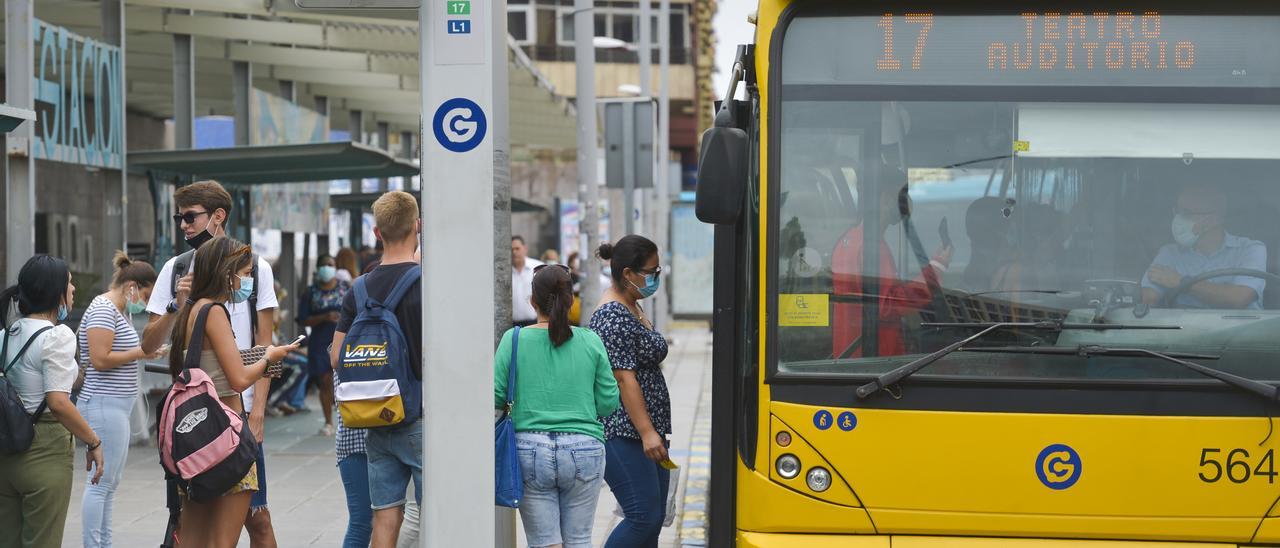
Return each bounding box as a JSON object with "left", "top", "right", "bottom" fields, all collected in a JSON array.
[{"left": 1141, "top": 185, "right": 1267, "bottom": 310}]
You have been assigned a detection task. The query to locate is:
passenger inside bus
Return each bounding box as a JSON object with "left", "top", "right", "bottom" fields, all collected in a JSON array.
[
  {"left": 1140, "top": 185, "right": 1267, "bottom": 310},
  {"left": 830, "top": 165, "right": 953, "bottom": 358}
]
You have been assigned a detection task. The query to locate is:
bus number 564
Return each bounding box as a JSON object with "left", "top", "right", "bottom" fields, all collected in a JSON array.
[{"left": 1198, "top": 448, "right": 1276, "bottom": 484}]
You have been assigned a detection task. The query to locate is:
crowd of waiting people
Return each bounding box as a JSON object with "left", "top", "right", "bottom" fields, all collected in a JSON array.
[{"left": 0, "top": 180, "right": 675, "bottom": 548}]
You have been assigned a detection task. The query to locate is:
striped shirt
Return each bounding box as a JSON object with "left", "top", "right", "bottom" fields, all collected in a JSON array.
[{"left": 77, "top": 295, "right": 141, "bottom": 398}]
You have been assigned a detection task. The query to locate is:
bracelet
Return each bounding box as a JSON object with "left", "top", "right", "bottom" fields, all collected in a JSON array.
[{"left": 86, "top": 439, "right": 101, "bottom": 451}]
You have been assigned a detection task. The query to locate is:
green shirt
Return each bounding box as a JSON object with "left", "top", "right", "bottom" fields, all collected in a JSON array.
[{"left": 493, "top": 326, "right": 621, "bottom": 442}]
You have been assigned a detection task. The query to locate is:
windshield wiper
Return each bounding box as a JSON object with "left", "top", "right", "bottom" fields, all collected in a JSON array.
[
  {"left": 854, "top": 321, "right": 1181, "bottom": 399},
  {"left": 958, "top": 345, "right": 1280, "bottom": 403}
]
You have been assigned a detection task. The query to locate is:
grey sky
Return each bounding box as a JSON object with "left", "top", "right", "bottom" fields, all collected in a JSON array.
[{"left": 712, "top": 0, "right": 755, "bottom": 100}]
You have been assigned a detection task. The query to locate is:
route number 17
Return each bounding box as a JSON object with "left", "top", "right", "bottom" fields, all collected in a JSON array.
[{"left": 877, "top": 13, "right": 934, "bottom": 71}]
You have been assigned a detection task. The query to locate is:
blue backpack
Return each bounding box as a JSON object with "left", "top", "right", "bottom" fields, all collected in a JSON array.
[{"left": 335, "top": 266, "right": 421, "bottom": 428}]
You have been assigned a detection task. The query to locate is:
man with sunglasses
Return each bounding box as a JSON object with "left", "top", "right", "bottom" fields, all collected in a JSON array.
[
  {"left": 141, "top": 180, "right": 283, "bottom": 547},
  {"left": 1142, "top": 184, "right": 1267, "bottom": 309},
  {"left": 511, "top": 236, "right": 544, "bottom": 328}
]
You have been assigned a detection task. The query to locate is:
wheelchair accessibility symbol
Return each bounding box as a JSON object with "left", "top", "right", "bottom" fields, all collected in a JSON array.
[
  {"left": 1035, "top": 443, "right": 1082, "bottom": 490},
  {"left": 432, "top": 98, "right": 487, "bottom": 153}
]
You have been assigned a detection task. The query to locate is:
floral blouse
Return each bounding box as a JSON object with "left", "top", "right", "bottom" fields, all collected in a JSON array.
[{"left": 589, "top": 301, "right": 670, "bottom": 441}]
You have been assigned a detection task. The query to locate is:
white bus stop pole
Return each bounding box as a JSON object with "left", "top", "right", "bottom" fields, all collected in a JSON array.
[{"left": 419, "top": 0, "right": 501, "bottom": 544}]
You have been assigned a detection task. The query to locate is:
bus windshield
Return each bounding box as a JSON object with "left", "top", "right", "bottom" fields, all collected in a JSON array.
[{"left": 773, "top": 7, "right": 1280, "bottom": 382}]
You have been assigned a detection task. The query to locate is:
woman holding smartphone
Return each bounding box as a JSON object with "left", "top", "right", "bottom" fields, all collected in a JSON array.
[
  {"left": 76, "top": 251, "right": 160, "bottom": 547},
  {"left": 168, "top": 237, "right": 299, "bottom": 547}
]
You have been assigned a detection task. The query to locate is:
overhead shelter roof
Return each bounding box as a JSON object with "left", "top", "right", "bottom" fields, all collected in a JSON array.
[
  {"left": 129, "top": 140, "right": 419, "bottom": 184},
  {"left": 2, "top": 0, "right": 576, "bottom": 149},
  {"left": 329, "top": 191, "right": 547, "bottom": 213},
  {"left": 0, "top": 104, "right": 35, "bottom": 133}
]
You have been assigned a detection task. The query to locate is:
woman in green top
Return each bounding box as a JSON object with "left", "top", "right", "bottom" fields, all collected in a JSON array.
[{"left": 494, "top": 263, "right": 620, "bottom": 548}]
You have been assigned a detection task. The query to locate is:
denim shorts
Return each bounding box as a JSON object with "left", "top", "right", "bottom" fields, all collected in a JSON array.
[
  {"left": 366, "top": 421, "right": 423, "bottom": 510},
  {"left": 516, "top": 432, "right": 606, "bottom": 548}
]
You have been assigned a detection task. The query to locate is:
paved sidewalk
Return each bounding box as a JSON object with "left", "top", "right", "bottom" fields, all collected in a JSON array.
[{"left": 61, "top": 324, "right": 711, "bottom": 547}]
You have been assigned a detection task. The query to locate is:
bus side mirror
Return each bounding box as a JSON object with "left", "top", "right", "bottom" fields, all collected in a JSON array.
[{"left": 696, "top": 125, "right": 749, "bottom": 225}]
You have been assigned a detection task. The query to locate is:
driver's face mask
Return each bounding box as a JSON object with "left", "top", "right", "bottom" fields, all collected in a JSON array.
[{"left": 1171, "top": 214, "right": 1201, "bottom": 248}]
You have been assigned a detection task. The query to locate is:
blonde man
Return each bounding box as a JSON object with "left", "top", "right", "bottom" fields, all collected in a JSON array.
[{"left": 331, "top": 191, "right": 423, "bottom": 548}]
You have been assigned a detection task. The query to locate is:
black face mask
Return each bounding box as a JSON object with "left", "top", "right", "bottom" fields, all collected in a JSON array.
[{"left": 184, "top": 223, "right": 223, "bottom": 250}]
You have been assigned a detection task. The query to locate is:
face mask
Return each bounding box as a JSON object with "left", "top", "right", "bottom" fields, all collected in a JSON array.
[
  {"left": 126, "top": 287, "right": 147, "bottom": 316},
  {"left": 231, "top": 276, "right": 254, "bottom": 304},
  {"left": 184, "top": 220, "right": 224, "bottom": 250},
  {"left": 316, "top": 266, "right": 337, "bottom": 283},
  {"left": 629, "top": 273, "right": 660, "bottom": 299},
  {"left": 57, "top": 304, "right": 68, "bottom": 322},
  {"left": 1171, "top": 214, "right": 1201, "bottom": 248}
]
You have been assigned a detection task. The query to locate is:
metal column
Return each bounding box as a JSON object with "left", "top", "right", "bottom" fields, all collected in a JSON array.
[
  {"left": 348, "top": 109, "right": 365, "bottom": 248},
  {"left": 172, "top": 9, "right": 194, "bottom": 150},
  {"left": 419, "top": 0, "right": 504, "bottom": 541},
  {"left": 377, "top": 121, "right": 390, "bottom": 192},
  {"left": 316, "top": 96, "right": 332, "bottom": 256},
  {"left": 4, "top": 0, "right": 35, "bottom": 285},
  {"left": 575, "top": 0, "right": 603, "bottom": 322},
  {"left": 654, "top": 0, "right": 671, "bottom": 333},
  {"left": 233, "top": 61, "right": 252, "bottom": 147},
  {"left": 103, "top": 0, "right": 127, "bottom": 278}
]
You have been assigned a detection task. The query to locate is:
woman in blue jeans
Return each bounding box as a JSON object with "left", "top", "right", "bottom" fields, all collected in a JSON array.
[
  {"left": 494, "top": 264, "right": 620, "bottom": 548},
  {"left": 334, "top": 382, "right": 373, "bottom": 548},
  {"left": 589, "top": 236, "right": 672, "bottom": 548},
  {"left": 76, "top": 251, "right": 159, "bottom": 548}
]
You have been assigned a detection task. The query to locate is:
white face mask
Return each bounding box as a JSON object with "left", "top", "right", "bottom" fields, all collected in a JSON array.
[{"left": 1171, "top": 214, "right": 1201, "bottom": 248}]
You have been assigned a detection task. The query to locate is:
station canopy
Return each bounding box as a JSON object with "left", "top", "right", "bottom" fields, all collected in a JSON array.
[{"left": 129, "top": 141, "right": 418, "bottom": 184}]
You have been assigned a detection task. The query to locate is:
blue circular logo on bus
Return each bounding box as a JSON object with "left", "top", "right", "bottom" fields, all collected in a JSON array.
[
  {"left": 1035, "top": 444, "right": 1082, "bottom": 490},
  {"left": 837, "top": 411, "right": 857, "bottom": 431},
  {"left": 432, "top": 97, "right": 487, "bottom": 153},
  {"left": 813, "top": 410, "right": 833, "bottom": 430}
]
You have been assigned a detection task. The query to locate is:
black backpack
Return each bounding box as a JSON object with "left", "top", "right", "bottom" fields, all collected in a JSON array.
[
  {"left": 0, "top": 325, "right": 54, "bottom": 454},
  {"left": 172, "top": 250, "right": 260, "bottom": 337}
]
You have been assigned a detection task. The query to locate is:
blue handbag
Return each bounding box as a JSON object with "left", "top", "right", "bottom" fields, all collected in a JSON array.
[{"left": 495, "top": 326, "right": 523, "bottom": 508}]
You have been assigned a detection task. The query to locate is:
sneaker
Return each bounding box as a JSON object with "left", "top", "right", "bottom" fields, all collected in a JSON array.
[{"left": 319, "top": 423, "right": 334, "bottom": 437}]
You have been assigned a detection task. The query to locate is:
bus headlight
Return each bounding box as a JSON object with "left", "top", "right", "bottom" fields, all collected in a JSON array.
[
  {"left": 806, "top": 467, "right": 832, "bottom": 492},
  {"left": 776, "top": 454, "right": 801, "bottom": 479}
]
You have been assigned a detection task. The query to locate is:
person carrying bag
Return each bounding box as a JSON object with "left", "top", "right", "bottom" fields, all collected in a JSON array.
[{"left": 494, "top": 264, "right": 620, "bottom": 548}]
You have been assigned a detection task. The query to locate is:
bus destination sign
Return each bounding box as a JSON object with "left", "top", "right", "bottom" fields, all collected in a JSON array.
[{"left": 783, "top": 11, "right": 1280, "bottom": 88}]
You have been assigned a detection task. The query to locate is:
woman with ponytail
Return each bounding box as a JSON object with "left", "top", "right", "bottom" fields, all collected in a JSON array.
[
  {"left": 0, "top": 255, "right": 105, "bottom": 548},
  {"left": 492, "top": 263, "right": 619, "bottom": 548},
  {"left": 588, "top": 235, "right": 672, "bottom": 547},
  {"left": 76, "top": 251, "right": 159, "bottom": 547}
]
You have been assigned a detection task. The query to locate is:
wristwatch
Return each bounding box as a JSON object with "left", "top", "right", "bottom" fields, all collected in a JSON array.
[{"left": 166, "top": 300, "right": 179, "bottom": 314}]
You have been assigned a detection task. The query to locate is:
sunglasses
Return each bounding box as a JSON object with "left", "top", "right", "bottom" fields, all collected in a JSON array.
[
  {"left": 534, "top": 263, "right": 571, "bottom": 274},
  {"left": 173, "top": 210, "right": 211, "bottom": 225}
]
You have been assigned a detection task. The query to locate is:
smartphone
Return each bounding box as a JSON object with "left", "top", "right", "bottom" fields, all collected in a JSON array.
[
  {"left": 938, "top": 217, "right": 953, "bottom": 248},
  {"left": 658, "top": 458, "right": 679, "bottom": 470},
  {"left": 291, "top": 334, "right": 307, "bottom": 346}
]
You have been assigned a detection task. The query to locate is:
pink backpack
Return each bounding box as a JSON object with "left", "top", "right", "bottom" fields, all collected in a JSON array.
[{"left": 156, "top": 303, "right": 258, "bottom": 502}]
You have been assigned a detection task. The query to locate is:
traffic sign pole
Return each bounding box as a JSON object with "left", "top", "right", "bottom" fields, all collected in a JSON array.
[{"left": 420, "top": 0, "right": 500, "bottom": 544}]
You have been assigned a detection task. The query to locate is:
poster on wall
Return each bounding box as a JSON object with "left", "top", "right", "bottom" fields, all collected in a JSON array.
[
  {"left": 248, "top": 89, "right": 330, "bottom": 234},
  {"left": 558, "top": 199, "right": 610, "bottom": 261},
  {"left": 671, "top": 203, "right": 713, "bottom": 316}
]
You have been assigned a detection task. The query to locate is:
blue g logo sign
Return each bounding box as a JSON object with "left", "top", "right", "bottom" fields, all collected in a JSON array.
[
  {"left": 432, "top": 98, "right": 487, "bottom": 153},
  {"left": 1035, "top": 444, "right": 1082, "bottom": 490}
]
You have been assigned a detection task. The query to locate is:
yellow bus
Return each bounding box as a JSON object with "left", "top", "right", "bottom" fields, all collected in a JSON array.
[{"left": 696, "top": 1, "right": 1280, "bottom": 546}]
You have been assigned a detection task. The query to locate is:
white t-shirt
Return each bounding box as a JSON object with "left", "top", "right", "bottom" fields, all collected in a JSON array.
[
  {"left": 511, "top": 258, "right": 544, "bottom": 322},
  {"left": 4, "top": 319, "right": 77, "bottom": 414},
  {"left": 147, "top": 254, "right": 279, "bottom": 410}
]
